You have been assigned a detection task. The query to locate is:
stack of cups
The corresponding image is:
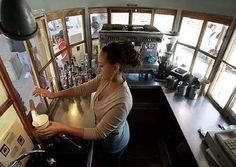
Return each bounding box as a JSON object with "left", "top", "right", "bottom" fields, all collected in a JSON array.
[
  {"left": 29, "top": 99, "right": 49, "bottom": 130},
  {"left": 32, "top": 114, "right": 49, "bottom": 129}
]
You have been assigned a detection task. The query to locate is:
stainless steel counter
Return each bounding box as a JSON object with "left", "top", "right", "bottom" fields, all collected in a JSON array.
[
  {"left": 48, "top": 96, "right": 95, "bottom": 167},
  {"left": 51, "top": 96, "right": 95, "bottom": 129}
]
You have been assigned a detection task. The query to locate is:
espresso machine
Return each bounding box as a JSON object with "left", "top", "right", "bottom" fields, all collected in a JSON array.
[{"left": 99, "top": 24, "right": 163, "bottom": 79}]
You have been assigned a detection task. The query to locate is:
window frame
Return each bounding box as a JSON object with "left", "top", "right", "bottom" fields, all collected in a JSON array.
[
  {"left": 0, "top": 58, "right": 35, "bottom": 141},
  {"left": 46, "top": 8, "right": 87, "bottom": 60},
  {"left": 207, "top": 22, "right": 236, "bottom": 123},
  {"left": 88, "top": 7, "right": 108, "bottom": 40},
  {"left": 153, "top": 8, "right": 177, "bottom": 32},
  {"left": 176, "top": 11, "right": 236, "bottom": 122},
  {"left": 177, "top": 11, "right": 233, "bottom": 73}
]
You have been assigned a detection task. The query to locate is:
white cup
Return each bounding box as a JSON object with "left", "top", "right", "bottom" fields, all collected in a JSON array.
[{"left": 32, "top": 114, "right": 49, "bottom": 129}]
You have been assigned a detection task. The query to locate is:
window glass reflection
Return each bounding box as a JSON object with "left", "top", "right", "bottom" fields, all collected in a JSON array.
[
  {"left": 111, "top": 13, "right": 129, "bottom": 24},
  {"left": 192, "top": 52, "right": 214, "bottom": 79},
  {"left": 40, "top": 63, "right": 58, "bottom": 104},
  {"left": 66, "top": 15, "right": 84, "bottom": 44},
  {"left": 40, "top": 63, "right": 57, "bottom": 91},
  {"left": 232, "top": 100, "right": 236, "bottom": 114},
  {"left": 90, "top": 13, "right": 108, "bottom": 38},
  {"left": 132, "top": 13, "right": 151, "bottom": 25},
  {"left": 57, "top": 43, "right": 92, "bottom": 89},
  {"left": 200, "top": 22, "right": 228, "bottom": 56},
  {"left": 224, "top": 28, "right": 236, "bottom": 67},
  {"left": 210, "top": 64, "right": 236, "bottom": 108},
  {"left": 71, "top": 43, "right": 86, "bottom": 66},
  {"left": 179, "top": 17, "right": 203, "bottom": 46},
  {"left": 29, "top": 20, "right": 52, "bottom": 70},
  {"left": 48, "top": 19, "right": 65, "bottom": 54},
  {"left": 0, "top": 35, "right": 40, "bottom": 113},
  {"left": 92, "top": 39, "right": 99, "bottom": 59},
  {"left": 55, "top": 44, "right": 86, "bottom": 81},
  {"left": 153, "top": 14, "right": 174, "bottom": 32},
  {"left": 174, "top": 44, "right": 194, "bottom": 71}
]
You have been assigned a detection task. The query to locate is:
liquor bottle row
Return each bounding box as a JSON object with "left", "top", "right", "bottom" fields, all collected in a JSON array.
[{"left": 58, "top": 56, "right": 96, "bottom": 90}]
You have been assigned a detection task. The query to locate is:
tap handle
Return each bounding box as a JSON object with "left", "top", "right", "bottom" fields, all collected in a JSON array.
[
  {"left": 46, "top": 157, "right": 57, "bottom": 166},
  {"left": 29, "top": 99, "right": 37, "bottom": 121},
  {"left": 29, "top": 99, "right": 36, "bottom": 110}
]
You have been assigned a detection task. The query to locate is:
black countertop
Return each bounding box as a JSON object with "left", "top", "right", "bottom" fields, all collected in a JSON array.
[
  {"left": 163, "top": 89, "right": 228, "bottom": 167},
  {"left": 125, "top": 73, "right": 229, "bottom": 167}
]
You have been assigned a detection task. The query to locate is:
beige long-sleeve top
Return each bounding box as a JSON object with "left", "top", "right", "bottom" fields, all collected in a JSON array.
[{"left": 73, "top": 74, "right": 132, "bottom": 152}]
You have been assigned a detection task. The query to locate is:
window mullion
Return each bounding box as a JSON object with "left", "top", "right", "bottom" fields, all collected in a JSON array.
[
  {"left": 224, "top": 85, "right": 236, "bottom": 111},
  {"left": 207, "top": 20, "right": 236, "bottom": 90},
  {"left": 189, "top": 20, "right": 207, "bottom": 72},
  {"left": 150, "top": 9, "right": 155, "bottom": 26},
  {"left": 177, "top": 42, "right": 195, "bottom": 49},
  {"left": 129, "top": 9, "right": 132, "bottom": 25}
]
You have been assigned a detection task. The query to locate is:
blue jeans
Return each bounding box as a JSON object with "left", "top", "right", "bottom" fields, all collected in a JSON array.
[
  {"left": 93, "top": 143, "right": 128, "bottom": 167},
  {"left": 102, "top": 145, "right": 127, "bottom": 167},
  {"left": 18, "top": 51, "right": 30, "bottom": 73}
]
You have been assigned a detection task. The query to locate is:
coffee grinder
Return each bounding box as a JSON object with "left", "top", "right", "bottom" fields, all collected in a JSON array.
[{"left": 157, "top": 31, "right": 179, "bottom": 79}]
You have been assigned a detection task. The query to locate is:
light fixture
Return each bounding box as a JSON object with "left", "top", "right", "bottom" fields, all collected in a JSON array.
[{"left": 0, "top": 0, "right": 38, "bottom": 41}]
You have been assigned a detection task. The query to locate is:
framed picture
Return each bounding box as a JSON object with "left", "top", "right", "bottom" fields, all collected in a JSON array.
[
  {"left": 0, "top": 144, "right": 10, "bottom": 157},
  {"left": 17, "top": 135, "right": 25, "bottom": 146}
]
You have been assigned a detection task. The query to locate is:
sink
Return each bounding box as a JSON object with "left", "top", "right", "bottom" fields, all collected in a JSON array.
[{"left": 26, "top": 135, "right": 92, "bottom": 167}]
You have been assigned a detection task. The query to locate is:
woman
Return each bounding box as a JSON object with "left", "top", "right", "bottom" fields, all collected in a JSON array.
[{"left": 33, "top": 42, "right": 140, "bottom": 167}]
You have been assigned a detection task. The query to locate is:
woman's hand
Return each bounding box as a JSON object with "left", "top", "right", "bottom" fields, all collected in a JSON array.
[
  {"left": 36, "top": 121, "right": 64, "bottom": 137},
  {"left": 32, "top": 87, "right": 55, "bottom": 99}
]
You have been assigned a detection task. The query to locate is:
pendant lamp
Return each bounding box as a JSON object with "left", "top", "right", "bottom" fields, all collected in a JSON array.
[{"left": 0, "top": 0, "right": 38, "bottom": 41}]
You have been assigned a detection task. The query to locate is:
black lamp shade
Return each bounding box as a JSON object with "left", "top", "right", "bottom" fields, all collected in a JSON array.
[{"left": 0, "top": 0, "right": 38, "bottom": 41}]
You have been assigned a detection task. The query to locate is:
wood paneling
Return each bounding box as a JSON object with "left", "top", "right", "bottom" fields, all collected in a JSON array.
[
  {"left": 182, "top": 10, "right": 233, "bottom": 25},
  {"left": 0, "top": 58, "right": 36, "bottom": 142},
  {"left": 46, "top": 8, "right": 85, "bottom": 21}
]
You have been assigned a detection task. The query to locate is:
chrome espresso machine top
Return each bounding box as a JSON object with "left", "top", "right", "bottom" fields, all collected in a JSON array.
[{"left": 99, "top": 24, "right": 163, "bottom": 76}]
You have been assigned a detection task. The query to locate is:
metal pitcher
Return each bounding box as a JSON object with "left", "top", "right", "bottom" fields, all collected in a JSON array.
[
  {"left": 166, "top": 76, "right": 179, "bottom": 90},
  {"left": 186, "top": 85, "right": 200, "bottom": 99},
  {"left": 175, "top": 81, "right": 188, "bottom": 96}
]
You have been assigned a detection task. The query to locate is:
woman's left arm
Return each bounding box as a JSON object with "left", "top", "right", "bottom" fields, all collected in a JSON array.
[{"left": 36, "top": 121, "right": 84, "bottom": 138}]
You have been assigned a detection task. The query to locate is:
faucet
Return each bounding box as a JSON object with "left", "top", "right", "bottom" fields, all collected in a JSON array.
[
  {"left": 7, "top": 150, "right": 56, "bottom": 167},
  {"left": 59, "top": 134, "right": 82, "bottom": 149}
]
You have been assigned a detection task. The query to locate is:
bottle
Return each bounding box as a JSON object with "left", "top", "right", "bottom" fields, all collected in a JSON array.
[
  {"left": 64, "top": 64, "right": 68, "bottom": 73},
  {"left": 84, "top": 54, "right": 89, "bottom": 67},
  {"left": 66, "top": 72, "right": 69, "bottom": 89},
  {"left": 73, "top": 56, "right": 78, "bottom": 66},
  {"left": 71, "top": 58, "right": 75, "bottom": 73}
]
